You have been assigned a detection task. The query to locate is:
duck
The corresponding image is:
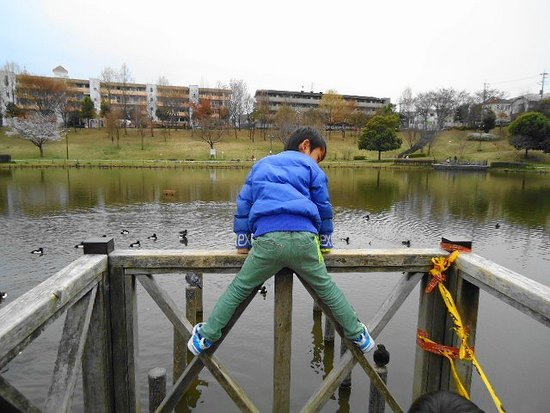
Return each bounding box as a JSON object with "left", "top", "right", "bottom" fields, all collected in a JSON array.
[
  {"left": 363, "top": 214, "right": 370, "bottom": 221},
  {"left": 259, "top": 285, "right": 267, "bottom": 297},
  {"left": 147, "top": 233, "right": 158, "bottom": 241},
  {"left": 341, "top": 237, "right": 350, "bottom": 245},
  {"left": 179, "top": 236, "right": 188, "bottom": 246},
  {"left": 129, "top": 240, "right": 141, "bottom": 248},
  {"left": 495, "top": 223, "right": 500, "bottom": 229},
  {"left": 121, "top": 229, "right": 129, "bottom": 235},
  {"left": 373, "top": 344, "right": 390, "bottom": 367},
  {"left": 179, "top": 230, "right": 188, "bottom": 237},
  {"left": 74, "top": 242, "right": 84, "bottom": 249},
  {"left": 401, "top": 240, "right": 411, "bottom": 248},
  {"left": 31, "top": 247, "right": 44, "bottom": 255},
  {"left": 0, "top": 291, "right": 7, "bottom": 303}
]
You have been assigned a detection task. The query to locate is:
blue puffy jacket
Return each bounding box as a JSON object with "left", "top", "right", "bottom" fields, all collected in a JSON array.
[{"left": 234, "top": 150, "right": 334, "bottom": 249}]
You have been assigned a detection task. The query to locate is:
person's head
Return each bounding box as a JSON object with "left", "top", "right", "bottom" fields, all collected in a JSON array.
[
  {"left": 407, "top": 391, "right": 484, "bottom": 413},
  {"left": 285, "top": 127, "right": 327, "bottom": 163}
]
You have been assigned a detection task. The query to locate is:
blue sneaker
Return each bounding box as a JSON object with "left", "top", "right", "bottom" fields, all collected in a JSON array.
[
  {"left": 353, "top": 323, "right": 375, "bottom": 353},
  {"left": 187, "top": 323, "right": 213, "bottom": 356}
]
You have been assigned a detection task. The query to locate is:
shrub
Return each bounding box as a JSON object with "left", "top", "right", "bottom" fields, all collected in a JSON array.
[
  {"left": 353, "top": 155, "right": 366, "bottom": 160},
  {"left": 466, "top": 133, "right": 500, "bottom": 141}
]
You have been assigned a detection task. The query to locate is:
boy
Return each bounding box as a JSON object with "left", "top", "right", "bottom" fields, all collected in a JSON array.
[{"left": 188, "top": 127, "right": 374, "bottom": 355}]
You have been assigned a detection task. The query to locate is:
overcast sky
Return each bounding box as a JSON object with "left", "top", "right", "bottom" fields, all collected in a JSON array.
[{"left": 2, "top": 0, "right": 549, "bottom": 105}]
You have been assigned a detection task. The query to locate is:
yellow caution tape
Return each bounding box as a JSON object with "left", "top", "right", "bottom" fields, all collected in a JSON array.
[{"left": 422, "top": 251, "right": 507, "bottom": 413}]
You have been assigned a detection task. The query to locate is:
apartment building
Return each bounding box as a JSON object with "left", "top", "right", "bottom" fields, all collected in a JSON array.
[
  {"left": 254, "top": 89, "right": 391, "bottom": 118},
  {"left": 0, "top": 68, "right": 231, "bottom": 127}
]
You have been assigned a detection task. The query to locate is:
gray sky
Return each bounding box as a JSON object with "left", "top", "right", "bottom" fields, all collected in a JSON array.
[{"left": 2, "top": 0, "right": 549, "bottom": 104}]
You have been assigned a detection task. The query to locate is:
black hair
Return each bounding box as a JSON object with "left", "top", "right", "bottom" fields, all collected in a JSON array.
[
  {"left": 408, "top": 391, "right": 485, "bottom": 413},
  {"left": 284, "top": 126, "right": 327, "bottom": 153}
]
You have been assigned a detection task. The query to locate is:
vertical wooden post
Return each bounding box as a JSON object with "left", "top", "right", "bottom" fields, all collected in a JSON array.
[
  {"left": 412, "top": 263, "right": 479, "bottom": 400},
  {"left": 108, "top": 260, "right": 139, "bottom": 413},
  {"left": 148, "top": 367, "right": 167, "bottom": 413},
  {"left": 273, "top": 269, "right": 293, "bottom": 413},
  {"left": 82, "top": 238, "right": 115, "bottom": 413},
  {"left": 82, "top": 274, "right": 114, "bottom": 413},
  {"left": 173, "top": 286, "right": 198, "bottom": 384},
  {"left": 324, "top": 317, "right": 335, "bottom": 342},
  {"left": 445, "top": 266, "right": 479, "bottom": 394},
  {"left": 195, "top": 273, "right": 204, "bottom": 316},
  {"left": 369, "top": 365, "right": 388, "bottom": 413}
]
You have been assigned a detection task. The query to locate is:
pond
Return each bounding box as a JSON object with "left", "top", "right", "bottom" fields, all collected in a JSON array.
[{"left": 0, "top": 166, "right": 549, "bottom": 412}]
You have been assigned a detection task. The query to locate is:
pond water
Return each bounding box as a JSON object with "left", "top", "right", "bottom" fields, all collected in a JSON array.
[{"left": 0, "top": 166, "right": 549, "bottom": 412}]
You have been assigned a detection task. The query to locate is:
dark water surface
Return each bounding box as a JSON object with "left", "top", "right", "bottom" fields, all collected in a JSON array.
[{"left": 1, "top": 167, "right": 549, "bottom": 412}]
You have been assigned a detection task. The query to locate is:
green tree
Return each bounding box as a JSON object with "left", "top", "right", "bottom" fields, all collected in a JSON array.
[
  {"left": 358, "top": 112, "right": 402, "bottom": 160},
  {"left": 482, "top": 109, "right": 496, "bottom": 132},
  {"left": 100, "top": 100, "right": 111, "bottom": 117},
  {"left": 80, "top": 96, "right": 96, "bottom": 127},
  {"left": 508, "top": 112, "right": 550, "bottom": 158}
]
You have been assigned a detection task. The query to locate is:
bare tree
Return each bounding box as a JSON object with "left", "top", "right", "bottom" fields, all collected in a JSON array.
[
  {"left": 118, "top": 63, "right": 133, "bottom": 134},
  {"left": 399, "top": 87, "right": 420, "bottom": 148},
  {"left": 193, "top": 99, "right": 228, "bottom": 155},
  {"left": 228, "top": 79, "right": 252, "bottom": 137},
  {"left": 414, "top": 92, "right": 434, "bottom": 131},
  {"left": 6, "top": 113, "right": 61, "bottom": 157},
  {"left": 273, "top": 104, "right": 297, "bottom": 144},
  {"left": 105, "top": 106, "right": 122, "bottom": 146},
  {"left": 474, "top": 87, "right": 508, "bottom": 104},
  {"left": 17, "top": 74, "right": 68, "bottom": 120},
  {"left": 157, "top": 85, "right": 184, "bottom": 133},
  {"left": 320, "top": 90, "right": 347, "bottom": 139},
  {"left": 0, "top": 61, "right": 21, "bottom": 121},
  {"left": 431, "top": 88, "right": 469, "bottom": 131},
  {"left": 100, "top": 66, "right": 117, "bottom": 104}
]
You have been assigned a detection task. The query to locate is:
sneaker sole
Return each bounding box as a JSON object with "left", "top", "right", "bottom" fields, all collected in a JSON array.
[
  {"left": 187, "top": 323, "right": 205, "bottom": 356},
  {"left": 363, "top": 339, "right": 376, "bottom": 353}
]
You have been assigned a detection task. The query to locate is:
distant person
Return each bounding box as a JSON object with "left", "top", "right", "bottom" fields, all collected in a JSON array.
[
  {"left": 408, "top": 391, "right": 485, "bottom": 413},
  {"left": 188, "top": 126, "right": 375, "bottom": 356}
]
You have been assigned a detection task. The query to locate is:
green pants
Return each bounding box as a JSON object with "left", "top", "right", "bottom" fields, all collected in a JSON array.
[{"left": 200, "top": 231, "right": 364, "bottom": 342}]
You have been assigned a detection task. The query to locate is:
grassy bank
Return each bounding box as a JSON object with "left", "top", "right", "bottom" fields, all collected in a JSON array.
[{"left": 1, "top": 127, "right": 549, "bottom": 169}]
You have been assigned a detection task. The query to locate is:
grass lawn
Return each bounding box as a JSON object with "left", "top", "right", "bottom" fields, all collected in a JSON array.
[{"left": 1, "top": 126, "right": 549, "bottom": 168}]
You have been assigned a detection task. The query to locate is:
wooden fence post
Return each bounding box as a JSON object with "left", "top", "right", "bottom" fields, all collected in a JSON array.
[
  {"left": 369, "top": 365, "right": 388, "bottom": 413},
  {"left": 108, "top": 253, "right": 139, "bottom": 412},
  {"left": 148, "top": 367, "right": 167, "bottom": 413},
  {"left": 324, "top": 317, "right": 335, "bottom": 342},
  {"left": 82, "top": 238, "right": 115, "bottom": 413},
  {"left": 412, "top": 263, "right": 479, "bottom": 400},
  {"left": 273, "top": 269, "right": 293, "bottom": 413},
  {"left": 173, "top": 285, "right": 198, "bottom": 384}
]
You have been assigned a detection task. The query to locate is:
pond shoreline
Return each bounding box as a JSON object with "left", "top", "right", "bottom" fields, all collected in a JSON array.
[{"left": 1, "top": 159, "right": 548, "bottom": 173}]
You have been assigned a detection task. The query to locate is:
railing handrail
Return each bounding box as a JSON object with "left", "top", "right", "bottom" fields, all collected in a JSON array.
[
  {"left": 110, "top": 247, "right": 444, "bottom": 273},
  {"left": 456, "top": 253, "right": 550, "bottom": 327},
  {"left": 0, "top": 254, "right": 107, "bottom": 368}
]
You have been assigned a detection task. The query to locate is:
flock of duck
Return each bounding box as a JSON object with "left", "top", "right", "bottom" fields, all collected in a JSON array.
[{"left": 28, "top": 229, "right": 190, "bottom": 257}]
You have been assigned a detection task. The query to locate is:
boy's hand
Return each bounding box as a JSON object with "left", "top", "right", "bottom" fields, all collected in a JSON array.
[{"left": 237, "top": 248, "right": 250, "bottom": 255}]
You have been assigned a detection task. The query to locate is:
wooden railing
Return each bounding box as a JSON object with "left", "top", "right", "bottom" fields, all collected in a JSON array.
[{"left": 1, "top": 239, "right": 549, "bottom": 412}]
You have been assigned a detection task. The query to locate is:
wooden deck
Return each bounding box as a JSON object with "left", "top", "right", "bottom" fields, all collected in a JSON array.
[{"left": 1, "top": 241, "right": 549, "bottom": 412}]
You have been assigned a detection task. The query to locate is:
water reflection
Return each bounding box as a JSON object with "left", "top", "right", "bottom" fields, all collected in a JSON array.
[{"left": 2, "top": 168, "right": 549, "bottom": 231}]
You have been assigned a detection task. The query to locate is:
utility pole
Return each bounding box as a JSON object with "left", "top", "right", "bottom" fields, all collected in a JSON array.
[{"left": 540, "top": 71, "right": 548, "bottom": 99}]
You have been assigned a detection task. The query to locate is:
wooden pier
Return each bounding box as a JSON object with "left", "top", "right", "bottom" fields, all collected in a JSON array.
[{"left": 1, "top": 239, "right": 549, "bottom": 412}]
